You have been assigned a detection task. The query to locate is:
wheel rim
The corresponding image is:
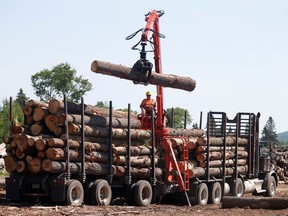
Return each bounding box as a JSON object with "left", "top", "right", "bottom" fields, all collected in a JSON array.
[
  {"left": 100, "top": 186, "right": 109, "bottom": 202},
  {"left": 200, "top": 187, "right": 208, "bottom": 204},
  {"left": 269, "top": 181, "right": 276, "bottom": 196},
  {"left": 141, "top": 186, "right": 150, "bottom": 201},
  {"left": 214, "top": 186, "right": 221, "bottom": 202},
  {"left": 71, "top": 186, "right": 82, "bottom": 203}
]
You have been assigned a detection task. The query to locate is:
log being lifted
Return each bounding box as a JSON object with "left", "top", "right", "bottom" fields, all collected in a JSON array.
[{"left": 91, "top": 60, "right": 196, "bottom": 92}]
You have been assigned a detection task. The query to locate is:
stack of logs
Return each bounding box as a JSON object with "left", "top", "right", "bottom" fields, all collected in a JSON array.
[
  {"left": 3, "top": 98, "right": 250, "bottom": 181},
  {"left": 4, "top": 99, "right": 162, "bottom": 179}
]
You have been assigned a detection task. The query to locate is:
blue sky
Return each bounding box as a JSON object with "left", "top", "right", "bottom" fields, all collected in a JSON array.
[{"left": 1, "top": 1, "right": 288, "bottom": 132}]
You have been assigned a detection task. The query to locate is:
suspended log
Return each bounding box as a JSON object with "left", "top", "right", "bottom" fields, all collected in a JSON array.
[
  {"left": 199, "top": 159, "right": 247, "bottom": 168},
  {"left": 168, "top": 128, "right": 204, "bottom": 137},
  {"left": 90, "top": 60, "right": 196, "bottom": 92},
  {"left": 26, "top": 99, "right": 48, "bottom": 108},
  {"left": 4, "top": 155, "right": 18, "bottom": 172},
  {"left": 33, "top": 107, "right": 49, "bottom": 122},
  {"left": 113, "top": 146, "right": 153, "bottom": 156},
  {"left": 45, "top": 148, "right": 80, "bottom": 161},
  {"left": 28, "top": 157, "right": 43, "bottom": 173},
  {"left": 68, "top": 123, "right": 151, "bottom": 139},
  {"left": 221, "top": 196, "right": 288, "bottom": 209}
]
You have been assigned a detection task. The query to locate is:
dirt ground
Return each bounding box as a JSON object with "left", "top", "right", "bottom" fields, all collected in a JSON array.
[{"left": 0, "top": 179, "right": 287, "bottom": 216}]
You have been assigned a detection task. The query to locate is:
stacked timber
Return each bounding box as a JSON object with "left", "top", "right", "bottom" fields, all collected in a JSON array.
[
  {"left": 4, "top": 99, "right": 162, "bottom": 179},
  {"left": 184, "top": 136, "right": 250, "bottom": 178}
]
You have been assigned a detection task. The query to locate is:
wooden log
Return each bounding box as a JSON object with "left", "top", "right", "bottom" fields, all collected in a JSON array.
[
  {"left": 28, "top": 157, "right": 42, "bottom": 173},
  {"left": 11, "top": 124, "right": 24, "bottom": 135},
  {"left": 62, "top": 134, "right": 146, "bottom": 146},
  {"left": 15, "top": 148, "right": 25, "bottom": 159},
  {"left": 27, "top": 135, "right": 40, "bottom": 147},
  {"left": 33, "top": 107, "right": 49, "bottom": 122},
  {"left": 30, "top": 123, "right": 44, "bottom": 136},
  {"left": 48, "top": 99, "right": 136, "bottom": 119},
  {"left": 45, "top": 114, "right": 61, "bottom": 132},
  {"left": 13, "top": 133, "right": 28, "bottom": 152},
  {"left": 196, "top": 150, "right": 248, "bottom": 162},
  {"left": 115, "top": 155, "right": 158, "bottom": 167},
  {"left": 85, "top": 151, "right": 113, "bottom": 163},
  {"left": 85, "top": 142, "right": 109, "bottom": 152},
  {"left": 113, "top": 146, "right": 153, "bottom": 156},
  {"left": 25, "top": 155, "right": 33, "bottom": 163},
  {"left": 4, "top": 155, "right": 18, "bottom": 172},
  {"left": 91, "top": 60, "right": 196, "bottom": 92},
  {"left": 221, "top": 196, "right": 288, "bottom": 209},
  {"left": 35, "top": 139, "right": 47, "bottom": 151},
  {"left": 26, "top": 99, "right": 48, "bottom": 108},
  {"left": 68, "top": 123, "right": 151, "bottom": 139},
  {"left": 114, "top": 166, "right": 162, "bottom": 179},
  {"left": 199, "top": 159, "right": 247, "bottom": 168},
  {"left": 168, "top": 128, "right": 204, "bottom": 137},
  {"left": 190, "top": 165, "right": 248, "bottom": 178},
  {"left": 199, "top": 136, "right": 249, "bottom": 146},
  {"left": 46, "top": 148, "right": 80, "bottom": 161},
  {"left": 196, "top": 146, "right": 246, "bottom": 153},
  {"left": 42, "top": 159, "right": 82, "bottom": 173},
  {"left": 25, "top": 115, "right": 34, "bottom": 125},
  {"left": 177, "top": 160, "right": 198, "bottom": 173},
  {"left": 170, "top": 137, "right": 198, "bottom": 150},
  {"left": 37, "top": 151, "right": 46, "bottom": 159},
  {"left": 48, "top": 138, "right": 79, "bottom": 148},
  {"left": 16, "top": 160, "right": 27, "bottom": 173},
  {"left": 23, "top": 105, "right": 33, "bottom": 116}
]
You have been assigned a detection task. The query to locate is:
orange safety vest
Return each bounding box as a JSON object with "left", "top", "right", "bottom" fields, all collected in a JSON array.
[{"left": 141, "top": 98, "right": 156, "bottom": 110}]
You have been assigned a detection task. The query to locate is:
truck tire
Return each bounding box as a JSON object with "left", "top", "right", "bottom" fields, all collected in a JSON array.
[
  {"left": 265, "top": 176, "right": 276, "bottom": 197},
  {"left": 65, "top": 180, "right": 84, "bottom": 205},
  {"left": 197, "top": 183, "right": 208, "bottom": 205},
  {"left": 232, "top": 178, "right": 244, "bottom": 197},
  {"left": 91, "top": 179, "right": 112, "bottom": 206},
  {"left": 134, "top": 180, "right": 152, "bottom": 206},
  {"left": 208, "top": 182, "right": 222, "bottom": 204}
]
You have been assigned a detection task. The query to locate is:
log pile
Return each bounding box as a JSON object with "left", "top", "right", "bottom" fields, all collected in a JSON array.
[
  {"left": 4, "top": 99, "right": 162, "bottom": 179},
  {"left": 270, "top": 146, "right": 288, "bottom": 183}
]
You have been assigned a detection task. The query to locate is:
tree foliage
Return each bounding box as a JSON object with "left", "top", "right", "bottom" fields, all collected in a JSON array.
[
  {"left": 0, "top": 98, "right": 24, "bottom": 139},
  {"left": 15, "top": 88, "right": 29, "bottom": 107},
  {"left": 31, "top": 63, "right": 92, "bottom": 103},
  {"left": 260, "top": 116, "right": 278, "bottom": 147},
  {"left": 166, "top": 107, "right": 192, "bottom": 128}
]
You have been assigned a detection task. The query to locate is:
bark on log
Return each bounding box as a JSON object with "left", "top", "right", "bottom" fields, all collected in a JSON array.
[
  {"left": 196, "top": 150, "right": 248, "bottom": 161},
  {"left": 199, "top": 159, "right": 247, "bottom": 168},
  {"left": 13, "top": 133, "right": 28, "bottom": 152},
  {"left": 114, "top": 166, "right": 162, "bottom": 179},
  {"left": 26, "top": 99, "right": 48, "bottom": 108},
  {"left": 4, "top": 155, "right": 18, "bottom": 172},
  {"left": 115, "top": 155, "right": 158, "bottom": 168},
  {"left": 91, "top": 60, "right": 196, "bottom": 92},
  {"left": 48, "top": 99, "right": 136, "bottom": 119},
  {"left": 68, "top": 123, "right": 151, "bottom": 139},
  {"left": 196, "top": 146, "right": 246, "bottom": 153},
  {"left": 85, "top": 151, "right": 114, "bottom": 163},
  {"left": 48, "top": 138, "right": 79, "bottom": 148},
  {"left": 200, "top": 136, "right": 249, "bottom": 146},
  {"left": 168, "top": 128, "right": 204, "bottom": 137},
  {"left": 42, "top": 159, "right": 82, "bottom": 173},
  {"left": 23, "top": 105, "right": 33, "bottom": 116},
  {"left": 190, "top": 165, "right": 248, "bottom": 178},
  {"left": 45, "top": 148, "right": 80, "bottom": 161},
  {"left": 113, "top": 146, "right": 153, "bottom": 156},
  {"left": 221, "top": 196, "right": 288, "bottom": 209}
]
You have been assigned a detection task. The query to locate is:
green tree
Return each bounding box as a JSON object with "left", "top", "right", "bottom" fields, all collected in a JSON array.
[
  {"left": 31, "top": 63, "right": 92, "bottom": 102},
  {"left": 15, "top": 88, "right": 29, "bottom": 107},
  {"left": 166, "top": 107, "right": 192, "bottom": 128},
  {"left": 95, "top": 101, "right": 109, "bottom": 108},
  {"left": 260, "top": 116, "right": 278, "bottom": 147},
  {"left": 0, "top": 98, "right": 24, "bottom": 138}
]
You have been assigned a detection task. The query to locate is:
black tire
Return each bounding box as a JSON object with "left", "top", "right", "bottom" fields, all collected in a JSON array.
[
  {"left": 91, "top": 179, "right": 112, "bottom": 206},
  {"left": 65, "top": 180, "right": 84, "bottom": 205},
  {"left": 208, "top": 182, "right": 222, "bottom": 204},
  {"left": 232, "top": 178, "right": 244, "bottom": 197},
  {"left": 197, "top": 183, "right": 208, "bottom": 205},
  {"left": 134, "top": 180, "right": 152, "bottom": 206},
  {"left": 266, "top": 176, "right": 276, "bottom": 197}
]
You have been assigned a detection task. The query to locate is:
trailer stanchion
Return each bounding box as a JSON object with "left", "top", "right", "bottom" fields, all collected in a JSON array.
[
  {"left": 9, "top": 97, "right": 13, "bottom": 137},
  {"left": 150, "top": 109, "right": 156, "bottom": 202},
  {"left": 81, "top": 97, "right": 86, "bottom": 183},
  {"left": 108, "top": 101, "right": 113, "bottom": 184},
  {"left": 64, "top": 95, "right": 70, "bottom": 180},
  {"left": 126, "top": 104, "right": 132, "bottom": 185}
]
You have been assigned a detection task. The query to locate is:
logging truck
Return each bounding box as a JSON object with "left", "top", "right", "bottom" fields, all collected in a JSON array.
[{"left": 4, "top": 10, "right": 278, "bottom": 206}]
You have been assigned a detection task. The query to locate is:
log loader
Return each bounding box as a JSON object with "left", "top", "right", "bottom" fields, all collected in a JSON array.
[{"left": 4, "top": 10, "right": 278, "bottom": 206}]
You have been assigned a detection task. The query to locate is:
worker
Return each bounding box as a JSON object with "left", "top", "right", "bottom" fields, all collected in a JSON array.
[{"left": 140, "top": 91, "right": 156, "bottom": 115}]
